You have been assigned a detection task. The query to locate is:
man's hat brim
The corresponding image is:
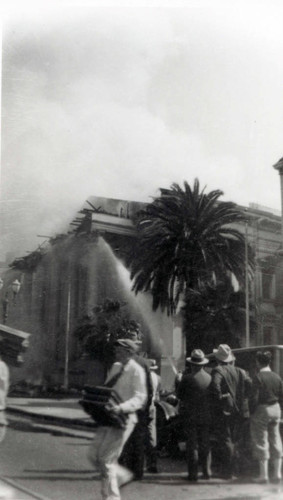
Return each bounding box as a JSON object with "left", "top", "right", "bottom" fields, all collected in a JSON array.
[
  {"left": 115, "top": 339, "right": 139, "bottom": 353},
  {"left": 186, "top": 357, "right": 209, "bottom": 365},
  {"left": 213, "top": 348, "right": 235, "bottom": 363}
]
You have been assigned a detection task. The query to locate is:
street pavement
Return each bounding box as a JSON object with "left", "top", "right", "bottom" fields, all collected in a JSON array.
[
  {"left": 6, "top": 397, "right": 95, "bottom": 431},
  {"left": 1, "top": 398, "right": 95, "bottom": 499},
  {"left": 4, "top": 397, "right": 283, "bottom": 499}
]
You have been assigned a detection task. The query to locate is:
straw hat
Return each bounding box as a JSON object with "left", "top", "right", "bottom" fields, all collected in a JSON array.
[
  {"left": 213, "top": 344, "right": 235, "bottom": 363},
  {"left": 114, "top": 339, "right": 139, "bottom": 354},
  {"left": 186, "top": 349, "right": 209, "bottom": 365}
]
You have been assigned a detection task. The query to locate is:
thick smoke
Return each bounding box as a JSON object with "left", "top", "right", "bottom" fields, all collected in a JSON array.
[{"left": 1, "top": 4, "right": 283, "bottom": 260}]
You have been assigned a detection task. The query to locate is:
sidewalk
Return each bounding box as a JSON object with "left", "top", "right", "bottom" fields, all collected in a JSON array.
[
  {"left": 6, "top": 397, "right": 96, "bottom": 432},
  {"left": 0, "top": 477, "right": 51, "bottom": 500},
  {"left": 4, "top": 398, "right": 283, "bottom": 499}
]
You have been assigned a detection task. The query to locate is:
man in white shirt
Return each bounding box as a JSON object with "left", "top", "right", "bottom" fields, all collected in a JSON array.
[
  {"left": 88, "top": 339, "right": 147, "bottom": 500},
  {"left": 0, "top": 356, "right": 9, "bottom": 442},
  {"left": 250, "top": 350, "right": 283, "bottom": 484}
]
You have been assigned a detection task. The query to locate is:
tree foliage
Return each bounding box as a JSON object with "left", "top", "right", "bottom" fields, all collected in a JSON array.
[
  {"left": 74, "top": 298, "right": 142, "bottom": 368},
  {"left": 183, "top": 277, "right": 255, "bottom": 354},
  {"left": 129, "top": 179, "right": 254, "bottom": 316},
  {"left": 128, "top": 179, "right": 255, "bottom": 353}
]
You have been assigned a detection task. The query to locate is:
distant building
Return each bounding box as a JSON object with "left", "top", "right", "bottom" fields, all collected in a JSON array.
[{"left": 1, "top": 196, "right": 283, "bottom": 390}]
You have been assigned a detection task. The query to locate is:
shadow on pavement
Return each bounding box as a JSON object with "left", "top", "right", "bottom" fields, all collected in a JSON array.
[
  {"left": 7, "top": 474, "right": 97, "bottom": 481},
  {"left": 24, "top": 469, "right": 95, "bottom": 474},
  {"left": 7, "top": 418, "right": 93, "bottom": 439}
]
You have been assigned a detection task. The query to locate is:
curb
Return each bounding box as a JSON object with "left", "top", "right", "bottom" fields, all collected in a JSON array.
[{"left": 6, "top": 406, "right": 97, "bottom": 433}]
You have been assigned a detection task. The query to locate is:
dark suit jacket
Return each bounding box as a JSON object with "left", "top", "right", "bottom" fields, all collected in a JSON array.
[
  {"left": 211, "top": 364, "right": 252, "bottom": 417},
  {"left": 177, "top": 368, "right": 212, "bottom": 424}
]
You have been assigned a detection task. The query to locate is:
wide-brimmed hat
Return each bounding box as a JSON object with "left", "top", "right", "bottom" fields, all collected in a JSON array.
[
  {"left": 114, "top": 339, "right": 139, "bottom": 354},
  {"left": 186, "top": 349, "right": 209, "bottom": 365},
  {"left": 213, "top": 344, "right": 235, "bottom": 363}
]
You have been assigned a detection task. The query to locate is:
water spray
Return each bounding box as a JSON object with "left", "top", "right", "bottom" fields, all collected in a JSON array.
[{"left": 99, "top": 237, "right": 163, "bottom": 356}]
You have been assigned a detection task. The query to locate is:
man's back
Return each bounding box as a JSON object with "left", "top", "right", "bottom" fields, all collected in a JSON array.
[
  {"left": 211, "top": 363, "right": 251, "bottom": 416},
  {"left": 177, "top": 369, "right": 211, "bottom": 423},
  {"left": 253, "top": 370, "right": 283, "bottom": 407}
]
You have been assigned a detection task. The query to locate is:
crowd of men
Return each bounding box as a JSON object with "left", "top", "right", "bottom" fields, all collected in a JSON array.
[
  {"left": 176, "top": 345, "right": 283, "bottom": 485},
  {"left": 0, "top": 329, "right": 282, "bottom": 500},
  {"left": 87, "top": 338, "right": 283, "bottom": 500}
]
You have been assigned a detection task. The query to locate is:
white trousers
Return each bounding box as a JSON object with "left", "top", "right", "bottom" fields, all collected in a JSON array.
[
  {"left": 250, "top": 403, "right": 282, "bottom": 460},
  {"left": 88, "top": 415, "right": 136, "bottom": 500}
]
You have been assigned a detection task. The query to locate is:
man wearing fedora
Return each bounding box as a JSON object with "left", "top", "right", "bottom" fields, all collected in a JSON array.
[
  {"left": 118, "top": 331, "right": 154, "bottom": 481},
  {"left": 210, "top": 344, "right": 252, "bottom": 479},
  {"left": 88, "top": 338, "right": 147, "bottom": 500},
  {"left": 177, "top": 349, "right": 212, "bottom": 481}
]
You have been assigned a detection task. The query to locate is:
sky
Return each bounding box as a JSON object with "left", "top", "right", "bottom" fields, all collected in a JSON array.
[{"left": 1, "top": 0, "right": 283, "bottom": 260}]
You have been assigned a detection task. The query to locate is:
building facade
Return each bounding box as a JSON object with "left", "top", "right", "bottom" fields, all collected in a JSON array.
[{"left": 1, "top": 196, "right": 283, "bottom": 391}]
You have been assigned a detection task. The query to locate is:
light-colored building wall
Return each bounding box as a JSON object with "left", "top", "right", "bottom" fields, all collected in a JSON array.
[{"left": 1, "top": 196, "right": 283, "bottom": 391}]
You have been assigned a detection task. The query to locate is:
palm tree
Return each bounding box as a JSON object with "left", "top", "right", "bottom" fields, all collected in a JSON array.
[
  {"left": 182, "top": 277, "right": 255, "bottom": 353},
  {"left": 129, "top": 179, "right": 254, "bottom": 352}
]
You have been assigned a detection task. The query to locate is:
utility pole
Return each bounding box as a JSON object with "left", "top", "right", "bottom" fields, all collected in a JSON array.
[
  {"left": 273, "top": 158, "right": 283, "bottom": 245},
  {"left": 63, "top": 278, "right": 71, "bottom": 390},
  {"left": 273, "top": 159, "right": 283, "bottom": 348},
  {"left": 245, "top": 220, "right": 250, "bottom": 347}
]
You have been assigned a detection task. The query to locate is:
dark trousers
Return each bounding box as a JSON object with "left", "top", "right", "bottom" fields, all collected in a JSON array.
[
  {"left": 119, "top": 413, "right": 148, "bottom": 479},
  {"left": 185, "top": 423, "right": 210, "bottom": 479},
  {"left": 145, "top": 414, "right": 158, "bottom": 470},
  {"left": 213, "top": 413, "right": 238, "bottom": 477}
]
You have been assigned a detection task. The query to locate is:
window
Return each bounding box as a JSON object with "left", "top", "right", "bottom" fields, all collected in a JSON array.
[
  {"left": 261, "top": 272, "right": 275, "bottom": 300},
  {"left": 263, "top": 326, "right": 274, "bottom": 345}
]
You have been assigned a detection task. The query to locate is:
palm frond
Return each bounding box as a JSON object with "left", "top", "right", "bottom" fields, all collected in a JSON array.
[{"left": 129, "top": 179, "right": 255, "bottom": 316}]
